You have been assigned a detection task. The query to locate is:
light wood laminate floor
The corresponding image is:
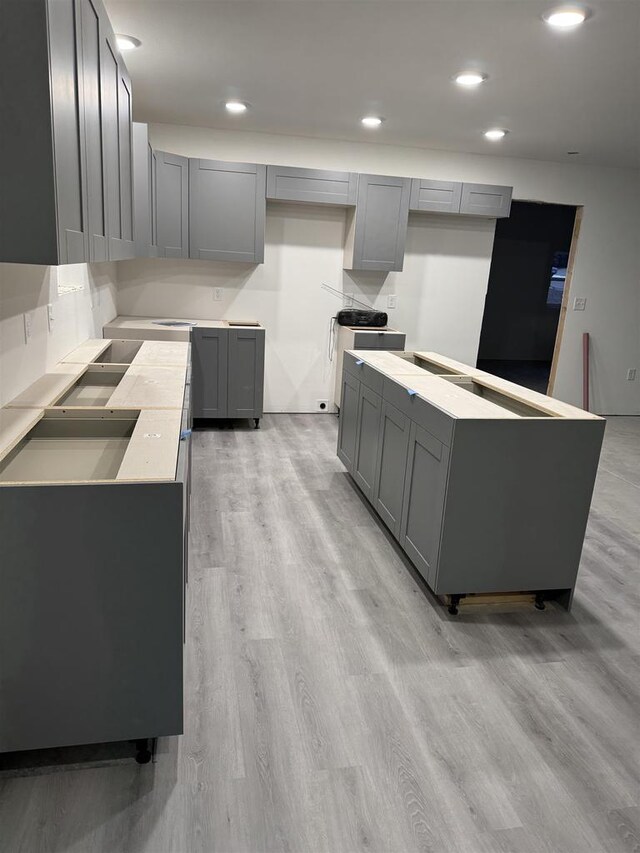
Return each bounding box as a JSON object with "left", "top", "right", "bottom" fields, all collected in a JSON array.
[{"left": 1, "top": 415, "right": 639, "bottom": 853}]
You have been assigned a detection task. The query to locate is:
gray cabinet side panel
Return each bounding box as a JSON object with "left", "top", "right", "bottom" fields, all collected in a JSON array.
[
  {"left": 435, "top": 419, "right": 605, "bottom": 595},
  {"left": 191, "top": 327, "right": 229, "bottom": 418},
  {"left": 399, "top": 422, "right": 449, "bottom": 588},
  {"left": 115, "top": 64, "right": 135, "bottom": 258},
  {"left": 189, "top": 159, "right": 266, "bottom": 263},
  {"left": 101, "top": 29, "right": 122, "bottom": 257},
  {"left": 228, "top": 329, "right": 265, "bottom": 418},
  {"left": 373, "top": 401, "right": 411, "bottom": 537},
  {"left": 409, "top": 179, "right": 462, "bottom": 214},
  {"left": 156, "top": 151, "right": 189, "bottom": 258},
  {"left": 351, "top": 174, "right": 411, "bottom": 271},
  {"left": 460, "top": 183, "right": 513, "bottom": 218},
  {"left": 353, "top": 384, "right": 382, "bottom": 500},
  {"left": 0, "top": 1, "right": 58, "bottom": 264},
  {"left": 49, "top": 0, "right": 88, "bottom": 263},
  {"left": 0, "top": 482, "right": 184, "bottom": 753},
  {"left": 337, "top": 371, "right": 360, "bottom": 473},
  {"left": 79, "top": 0, "right": 108, "bottom": 261},
  {"left": 133, "top": 122, "right": 151, "bottom": 257}
]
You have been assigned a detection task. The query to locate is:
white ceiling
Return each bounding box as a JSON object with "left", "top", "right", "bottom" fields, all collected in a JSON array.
[{"left": 106, "top": 0, "right": 640, "bottom": 169}]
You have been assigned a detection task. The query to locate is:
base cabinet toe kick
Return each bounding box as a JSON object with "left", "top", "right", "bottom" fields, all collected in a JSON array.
[{"left": 337, "top": 350, "right": 605, "bottom": 611}]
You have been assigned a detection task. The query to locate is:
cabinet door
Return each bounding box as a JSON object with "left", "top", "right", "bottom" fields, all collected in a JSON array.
[
  {"left": 460, "top": 183, "right": 512, "bottom": 218},
  {"left": 78, "top": 0, "right": 107, "bottom": 261},
  {"left": 409, "top": 179, "right": 462, "bottom": 214},
  {"left": 156, "top": 151, "right": 189, "bottom": 258},
  {"left": 228, "top": 329, "right": 265, "bottom": 418},
  {"left": 100, "top": 27, "right": 122, "bottom": 259},
  {"left": 191, "top": 328, "right": 228, "bottom": 418},
  {"left": 337, "top": 371, "right": 360, "bottom": 473},
  {"left": 117, "top": 65, "right": 135, "bottom": 257},
  {"left": 373, "top": 401, "right": 411, "bottom": 537},
  {"left": 345, "top": 174, "right": 411, "bottom": 272},
  {"left": 49, "top": 0, "right": 89, "bottom": 263},
  {"left": 399, "top": 423, "right": 449, "bottom": 588},
  {"left": 189, "top": 159, "right": 266, "bottom": 263},
  {"left": 353, "top": 384, "right": 382, "bottom": 501},
  {"left": 266, "top": 165, "right": 357, "bottom": 206}
]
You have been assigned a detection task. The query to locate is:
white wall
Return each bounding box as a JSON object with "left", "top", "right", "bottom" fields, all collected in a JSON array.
[
  {"left": 0, "top": 263, "right": 117, "bottom": 407},
  {"left": 141, "top": 123, "right": 640, "bottom": 415}
]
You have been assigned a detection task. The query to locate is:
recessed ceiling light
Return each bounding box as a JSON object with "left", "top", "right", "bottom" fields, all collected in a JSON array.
[
  {"left": 454, "top": 72, "right": 487, "bottom": 87},
  {"left": 361, "top": 116, "right": 384, "bottom": 128},
  {"left": 116, "top": 34, "right": 141, "bottom": 51},
  {"left": 484, "top": 128, "right": 508, "bottom": 141},
  {"left": 543, "top": 6, "right": 589, "bottom": 28},
  {"left": 225, "top": 101, "right": 248, "bottom": 114}
]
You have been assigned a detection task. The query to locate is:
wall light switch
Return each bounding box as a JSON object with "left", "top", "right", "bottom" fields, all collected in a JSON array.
[
  {"left": 47, "top": 303, "right": 55, "bottom": 331},
  {"left": 573, "top": 297, "right": 587, "bottom": 311},
  {"left": 387, "top": 294, "right": 397, "bottom": 309},
  {"left": 213, "top": 287, "right": 223, "bottom": 302},
  {"left": 23, "top": 312, "right": 33, "bottom": 342},
  {"left": 344, "top": 293, "right": 354, "bottom": 308}
]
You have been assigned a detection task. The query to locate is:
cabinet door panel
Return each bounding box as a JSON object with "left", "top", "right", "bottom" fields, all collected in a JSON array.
[
  {"left": 49, "top": 0, "right": 88, "bottom": 263},
  {"left": 460, "top": 183, "right": 512, "bottom": 218},
  {"left": 101, "top": 31, "right": 122, "bottom": 258},
  {"left": 346, "top": 174, "right": 411, "bottom": 272},
  {"left": 409, "top": 179, "right": 462, "bottom": 214},
  {"left": 337, "top": 371, "right": 360, "bottom": 473},
  {"left": 117, "top": 67, "right": 134, "bottom": 256},
  {"left": 191, "top": 328, "right": 228, "bottom": 418},
  {"left": 227, "top": 329, "right": 265, "bottom": 418},
  {"left": 353, "top": 384, "right": 382, "bottom": 501},
  {"left": 79, "top": 0, "right": 107, "bottom": 261},
  {"left": 266, "top": 166, "right": 357, "bottom": 205},
  {"left": 399, "top": 423, "right": 449, "bottom": 587},
  {"left": 156, "top": 152, "right": 189, "bottom": 258},
  {"left": 373, "top": 401, "right": 410, "bottom": 537},
  {"left": 189, "top": 160, "right": 266, "bottom": 262}
]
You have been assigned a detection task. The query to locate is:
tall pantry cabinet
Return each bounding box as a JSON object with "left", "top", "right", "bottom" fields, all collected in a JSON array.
[{"left": 0, "top": 0, "right": 135, "bottom": 265}]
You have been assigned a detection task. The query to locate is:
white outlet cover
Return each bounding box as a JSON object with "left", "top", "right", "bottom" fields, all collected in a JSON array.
[
  {"left": 213, "top": 287, "right": 223, "bottom": 301},
  {"left": 573, "top": 297, "right": 587, "bottom": 311},
  {"left": 387, "top": 294, "right": 397, "bottom": 309},
  {"left": 627, "top": 368, "right": 637, "bottom": 381},
  {"left": 23, "top": 312, "right": 33, "bottom": 341}
]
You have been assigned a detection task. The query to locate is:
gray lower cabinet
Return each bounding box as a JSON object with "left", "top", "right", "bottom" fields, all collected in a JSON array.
[
  {"left": 353, "top": 384, "right": 382, "bottom": 500},
  {"left": 0, "top": 478, "right": 185, "bottom": 753},
  {"left": 409, "top": 179, "right": 462, "bottom": 214},
  {"left": 344, "top": 174, "right": 412, "bottom": 272},
  {"left": 337, "top": 371, "right": 360, "bottom": 472},
  {"left": 399, "top": 422, "right": 450, "bottom": 589},
  {"left": 460, "top": 183, "right": 512, "bottom": 218},
  {"left": 267, "top": 165, "right": 357, "bottom": 206},
  {"left": 189, "top": 159, "right": 266, "bottom": 263},
  {"left": 156, "top": 151, "right": 189, "bottom": 258},
  {"left": 191, "top": 326, "right": 265, "bottom": 422},
  {"left": 373, "top": 401, "right": 411, "bottom": 537}
]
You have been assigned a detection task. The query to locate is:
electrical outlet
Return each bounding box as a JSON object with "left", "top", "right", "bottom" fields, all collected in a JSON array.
[
  {"left": 627, "top": 368, "right": 637, "bottom": 381},
  {"left": 213, "top": 287, "right": 223, "bottom": 302},
  {"left": 344, "top": 293, "right": 354, "bottom": 308},
  {"left": 316, "top": 399, "right": 329, "bottom": 412},
  {"left": 573, "top": 297, "right": 587, "bottom": 311},
  {"left": 47, "top": 303, "right": 55, "bottom": 331},
  {"left": 23, "top": 312, "right": 33, "bottom": 342},
  {"left": 387, "top": 294, "right": 397, "bottom": 309}
]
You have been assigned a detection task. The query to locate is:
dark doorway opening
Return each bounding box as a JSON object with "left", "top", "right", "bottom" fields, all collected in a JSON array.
[{"left": 477, "top": 200, "right": 578, "bottom": 393}]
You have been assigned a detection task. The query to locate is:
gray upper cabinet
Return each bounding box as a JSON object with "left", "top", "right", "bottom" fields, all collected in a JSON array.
[
  {"left": 0, "top": 0, "right": 135, "bottom": 265},
  {"left": 460, "top": 183, "right": 512, "bottom": 218},
  {"left": 189, "top": 159, "right": 266, "bottom": 263},
  {"left": 132, "top": 122, "right": 158, "bottom": 258},
  {"left": 156, "top": 151, "right": 189, "bottom": 258},
  {"left": 409, "top": 179, "right": 462, "bottom": 214},
  {"left": 266, "top": 165, "right": 357, "bottom": 206},
  {"left": 344, "top": 174, "right": 411, "bottom": 272},
  {"left": 0, "top": 0, "right": 88, "bottom": 264}
]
